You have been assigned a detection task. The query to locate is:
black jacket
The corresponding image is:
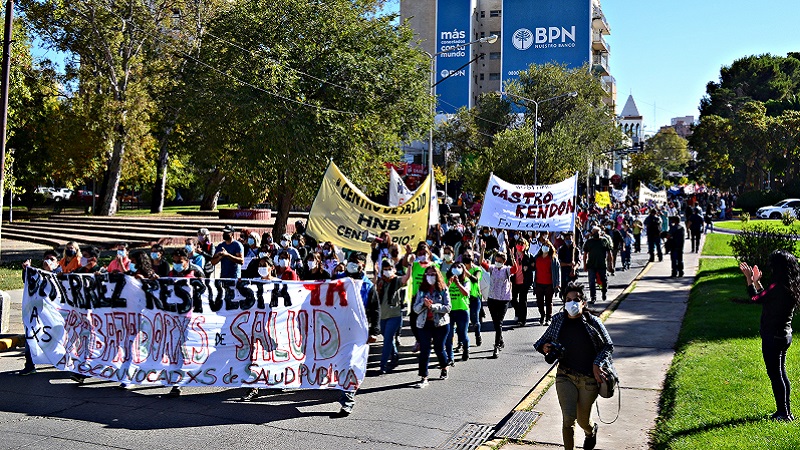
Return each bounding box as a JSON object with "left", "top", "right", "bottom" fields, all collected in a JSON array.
[{"left": 749, "top": 283, "right": 795, "bottom": 340}]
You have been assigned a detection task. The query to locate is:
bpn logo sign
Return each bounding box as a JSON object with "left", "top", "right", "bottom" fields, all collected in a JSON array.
[
  {"left": 512, "top": 28, "right": 534, "bottom": 50},
  {"left": 441, "top": 69, "right": 466, "bottom": 78},
  {"left": 513, "top": 26, "right": 577, "bottom": 50}
]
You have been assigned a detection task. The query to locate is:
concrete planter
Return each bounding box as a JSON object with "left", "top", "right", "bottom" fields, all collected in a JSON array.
[{"left": 218, "top": 209, "right": 272, "bottom": 221}]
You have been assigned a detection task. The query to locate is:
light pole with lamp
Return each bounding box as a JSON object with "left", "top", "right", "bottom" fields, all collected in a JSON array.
[
  {"left": 500, "top": 90, "right": 578, "bottom": 184},
  {"left": 425, "top": 34, "right": 498, "bottom": 174}
]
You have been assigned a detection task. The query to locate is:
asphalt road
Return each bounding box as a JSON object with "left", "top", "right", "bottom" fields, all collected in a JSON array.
[{"left": 0, "top": 250, "right": 650, "bottom": 450}]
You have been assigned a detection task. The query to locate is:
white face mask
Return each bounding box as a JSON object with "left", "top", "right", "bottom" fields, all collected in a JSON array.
[
  {"left": 45, "top": 259, "right": 58, "bottom": 271},
  {"left": 451, "top": 267, "right": 463, "bottom": 276},
  {"left": 565, "top": 301, "right": 582, "bottom": 317},
  {"left": 278, "top": 259, "right": 289, "bottom": 268},
  {"left": 80, "top": 257, "right": 88, "bottom": 266},
  {"left": 307, "top": 260, "right": 317, "bottom": 270},
  {"left": 542, "top": 246, "right": 550, "bottom": 254},
  {"left": 416, "top": 255, "right": 428, "bottom": 263},
  {"left": 258, "top": 252, "right": 269, "bottom": 259},
  {"left": 346, "top": 262, "right": 360, "bottom": 274},
  {"left": 258, "top": 266, "right": 270, "bottom": 277},
  {"left": 494, "top": 261, "right": 504, "bottom": 268},
  {"left": 382, "top": 269, "right": 395, "bottom": 278},
  {"left": 443, "top": 253, "right": 453, "bottom": 262},
  {"left": 514, "top": 234, "right": 520, "bottom": 240},
  {"left": 280, "top": 240, "right": 289, "bottom": 248},
  {"left": 425, "top": 275, "right": 437, "bottom": 285}
]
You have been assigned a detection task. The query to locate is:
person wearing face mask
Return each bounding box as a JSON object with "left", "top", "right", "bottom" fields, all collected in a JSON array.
[
  {"left": 605, "top": 221, "right": 623, "bottom": 274},
  {"left": 402, "top": 242, "right": 440, "bottom": 352},
  {"left": 196, "top": 228, "right": 215, "bottom": 278},
  {"left": 445, "top": 263, "right": 472, "bottom": 362},
  {"left": 412, "top": 267, "right": 451, "bottom": 388},
  {"left": 478, "top": 227, "right": 500, "bottom": 255},
  {"left": 128, "top": 250, "right": 156, "bottom": 280},
  {"left": 211, "top": 225, "right": 245, "bottom": 279},
  {"left": 106, "top": 242, "right": 130, "bottom": 273},
  {"left": 533, "top": 238, "right": 561, "bottom": 326},
  {"left": 20, "top": 251, "right": 63, "bottom": 375},
  {"left": 376, "top": 260, "right": 407, "bottom": 374},
  {"left": 242, "top": 244, "right": 271, "bottom": 279},
  {"left": 439, "top": 245, "right": 455, "bottom": 276},
  {"left": 535, "top": 283, "right": 614, "bottom": 450},
  {"left": 168, "top": 249, "right": 203, "bottom": 278},
  {"left": 292, "top": 233, "right": 309, "bottom": 263},
  {"left": 184, "top": 238, "right": 206, "bottom": 275},
  {"left": 557, "top": 232, "right": 580, "bottom": 300},
  {"left": 331, "top": 252, "right": 380, "bottom": 417},
  {"left": 274, "top": 250, "right": 299, "bottom": 280},
  {"left": 242, "top": 232, "right": 261, "bottom": 270},
  {"left": 461, "top": 253, "right": 484, "bottom": 346},
  {"left": 149, "top": 244, "right": 169, "bottom": 278},
  {"left": 58, "top": 241, "right": 82, "bottom": 274},
  {"left": 277, "top": 233, "right": 302, "bottom": 269},
  {"left": 371, "top": 232, "right": 392, "bottom": 274},
  {"left": 320, "top": 241, "right": 341, "bottom": 274},
  {"left": 74, "top": 247, "right": 102, "bottom": 274},
  {"left": 301, "top": 252, "right": 330, "bottom": 280},
  {"left": 511, "top": 237, "right": 535, "bottom": 327},
  {"left": 481, "top": 252, "right": 520, "bottom": 359}
]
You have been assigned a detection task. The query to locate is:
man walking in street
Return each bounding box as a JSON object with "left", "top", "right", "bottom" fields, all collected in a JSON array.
[
  {"left": 643, "top": 209, "right": 663, "bottom": 262},
  {"left": 667, "top": 216, "right": 685, "bottom": 277},
  {"left": 582, "top": 226, "right": 612, "bottom": 304},
  {"left": 687, "top": 207, "right": 704, "bottom": 253}
]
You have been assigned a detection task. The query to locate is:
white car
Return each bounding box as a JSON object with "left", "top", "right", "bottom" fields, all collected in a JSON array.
[
  {"left": 49, "top": 188, "right": 74, "bottom": 201},
  {"left": 756, "top": 198, "right": 800, "bottom": 219}
]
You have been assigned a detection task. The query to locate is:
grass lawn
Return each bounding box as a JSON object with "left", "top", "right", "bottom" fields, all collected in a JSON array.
[
  {"left": 716, "top": 219, "right": 800, "bottom": 233},
  {"left": 113, "top": 204, "right": 236, "bottom": 217},
  {"left": 701, "top": 233, "right": 734, "bottom": 257},
  {"left": 0, "top": 261, "right": 25, "bottom": 291},
  {"left": 652, "top": 256, "right": 800, "bottom": 449}
]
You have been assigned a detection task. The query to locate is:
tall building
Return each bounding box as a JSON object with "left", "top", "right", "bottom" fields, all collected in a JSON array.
[
  {"left": 670, "top": 116, "right": 694, "bottom": 139},
  {"left": 399, "top": 0, "right": 616, "bottom": 112}
]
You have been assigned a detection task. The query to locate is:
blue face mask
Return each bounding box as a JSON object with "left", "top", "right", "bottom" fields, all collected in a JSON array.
[
  {"left": 117, "top": 250, "right": 126, "bottom": 258},
  {"left": 247, "top": 238, "right": 255, "bottom": 246},
  {"left": 150, "top": 252, "right": 160, "bottom": 261},
  {"left": 173, "top": 262, "right": 184, "bottom": 273},
  {"left": 128, "top": 263, "right": 137, "bottom": 273},
  {"left": 292, "top": 239, "right": 299, "bottom": 247},
  {"left": 185, "top": 244, "right": 194, "bottom": 254}
]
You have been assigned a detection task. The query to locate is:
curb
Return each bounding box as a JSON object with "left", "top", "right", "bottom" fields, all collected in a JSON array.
[
  {"left": 478, "top": 263, "right": 653, "bottom": 449},
  {"left": 0, "top": 334, "right": 25, "bottom": 352}
]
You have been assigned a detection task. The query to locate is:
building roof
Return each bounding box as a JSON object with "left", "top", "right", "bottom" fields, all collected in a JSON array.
[{"left": 620, "top": 95, "right": 641, "bottom": 118}]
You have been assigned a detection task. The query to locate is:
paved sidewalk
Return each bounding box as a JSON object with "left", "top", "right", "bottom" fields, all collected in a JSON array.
[{"left": 500, "top": 236, "right": 701, "bottom": 450}]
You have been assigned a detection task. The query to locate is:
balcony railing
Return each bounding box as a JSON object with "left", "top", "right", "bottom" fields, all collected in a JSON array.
[
  {"left": 592, "top": 6, "right": 611, "bottom": 34},
  {"left": 592, "top": 53, "right": 610, "bottom": 75},
  {"left": 592, "top": 31, "right": 610, "bottom": 53}
]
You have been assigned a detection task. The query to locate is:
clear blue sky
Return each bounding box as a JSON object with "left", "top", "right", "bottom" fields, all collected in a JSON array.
[{"left": 383, "top": 0, "right": 800, "bottom": 134}]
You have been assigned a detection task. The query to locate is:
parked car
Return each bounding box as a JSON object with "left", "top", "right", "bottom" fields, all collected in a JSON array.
[
  {"left": 756, "top": 198, "right": 800, "bottom": 219},
  {"left": 49, "top": 188, "right": 74, "bottom": 202},
  {"left": 33, "top": 186, "right": 53, "bottom": 196}
]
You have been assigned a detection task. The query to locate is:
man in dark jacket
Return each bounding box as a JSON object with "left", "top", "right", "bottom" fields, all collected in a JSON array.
[
  {"left": 643, "top": 209, "right": 663, "bottom": 262},
  {"left": 687, "top": 207, "right": 704, "bottom": 253},
  {"left": 668, "top": 216, "right": 685, "bottom": 277},
  {"left": 557, "top": 231, "right": 580, "bottom": 300},
  {"left": 582, "top": 226, "right": 612, "bottom": 303}
]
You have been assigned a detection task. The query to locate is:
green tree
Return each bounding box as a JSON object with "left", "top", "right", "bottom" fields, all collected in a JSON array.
[
  {"left": 629, "top": 127, "right": 690, "bottom": 184},
  {"left": 180, "top": 0, "right": 430, "bottom": 236}
]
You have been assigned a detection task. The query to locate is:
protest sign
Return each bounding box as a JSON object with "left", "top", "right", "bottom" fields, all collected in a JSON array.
[
  {"left": 477, "top": 173, "right": 577, "bottom": 232},
  {"left": 307, "top": 162, "right": 432, "bottom": 252},
  {"left": 388, "top": 167, "right": 416, "bottom": 206},
  {"left": 611, "top": 186, "right": 627, "bottom": 202},
  {"left": 595, "top": 191, "right": 611, "bottom": 208},
  {"left": 22, "top": 268, "right": 368, "bottom": 391},
  {"left": 639, "top": 182, "right": 667, "bottom": 204}
]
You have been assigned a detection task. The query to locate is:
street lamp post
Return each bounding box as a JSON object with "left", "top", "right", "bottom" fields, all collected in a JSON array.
[
  {"left": 500, "top": 90, "right": 577, "bottom": 184},
  {"left": 425, "top": 34, "right": 497, "bottom": 175}
]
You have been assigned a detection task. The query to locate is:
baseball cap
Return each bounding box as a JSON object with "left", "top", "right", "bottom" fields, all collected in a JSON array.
[{"left": 222, "top": 225, "right": 236, "bottom": 233}]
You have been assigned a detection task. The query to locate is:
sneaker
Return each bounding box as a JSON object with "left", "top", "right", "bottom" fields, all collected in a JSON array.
[
  {"left": 589, "top": 298, "right": 596, "bottom": 304},
  {"left": 167, "top": 386, "right": 182, "bottom": 397},
  {"left": 771, "top": 412, "right": 795, "bottom": 421},
  {"left": 584, "top": 423, "right": 598, "bottom": 450},
  {"left": 499, "top": 339, "right": 505, "bottom": 350},
  {"left": 440, "top": 368, "right": 449, "bottom": 380},
  {"left": 455, "top": 343, "right": 462, "bottom": 353},
  {"left": 538, "top": 317, "right": 544, "bottom": 326},
  {"left": 449, "top": 359, "right": 455, "bottom": 367},
  {"left": 70, "top": 373, "right": 86, "bottom": 384},
  {"left": 414, "top": 378, "right": 429, "bottom": 388},
  {"left": 331, "top": 408, "right": 351, "bottom": 418},
  {"left": 18, "top": 367, "right": 36, "bottom": 376},
  {"left": 240, "top": 388, "right": 261, "bottom": 402},
  {"left": 412, "top": 342, "right": 420, "bottom": 353},
  {"left": 489, "top": 346, "right": 499, "bottom": 359},
  {"left": 544, "top": 317, "right": 551, "bottom": 326}
]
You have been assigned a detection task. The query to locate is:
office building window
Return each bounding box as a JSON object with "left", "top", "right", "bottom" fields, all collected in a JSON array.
[
  {"left": 480, "top": 10, "right": 485, "bottom": 18},
  {"left": 489, "top": 52, "right": 501, "bottom": 60},
  {"left": 489, "top": 10, "right": 501, "bottom": 17},
  {"left": 480, "top": 31, "right": 485, "bottom": 38},
  {"left": 479, "top": 73, "right": 485, "bottom": 80},
  {"left": 480, "top": 54, "right": 485, "bottom": 60},
  {"left": 489, "top": 73, "right": 501, "bottom": 80}
]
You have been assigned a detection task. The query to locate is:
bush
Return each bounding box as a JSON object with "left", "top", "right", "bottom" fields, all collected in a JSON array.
[
  {"left": 781, "top": 211, "right": 795, "bottom": 227},
  {"left": 730, "top": 223, "right": 798, "bottom": 278},
  {"left": 740, "top": 212, "right": 750, "bottom": 223}
]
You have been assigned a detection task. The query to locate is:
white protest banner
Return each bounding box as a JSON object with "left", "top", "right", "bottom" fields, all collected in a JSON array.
[
  {"left": 639, "top": 182, "right": 667, "bottom": 204},
  {"left": 388, "top": 167, "right": 416, "bottom": 206},
  {"left": 611, "top": 186, "right": 628, "bottom": 202},
  {"left": 22, "top": 268, "right": 368, "bottom": 391},
  {"left": 477, "top": 173, "right": 577, "bottom": 232}
]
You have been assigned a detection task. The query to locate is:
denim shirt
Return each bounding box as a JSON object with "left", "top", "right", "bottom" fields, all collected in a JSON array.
[
  {"left": 413, "top": 288, "right": 451, "bottom": 328},
  {"left": 534, "top": 311, "right": 614, "bottom": 368}
]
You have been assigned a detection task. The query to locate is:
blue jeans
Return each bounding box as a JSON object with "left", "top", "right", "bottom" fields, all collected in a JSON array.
[
  {"left": 469, "top": 296, "right": 482, "bottom": 334},
  {"left": 418, "top": 321, "right": 450, "bottom": 378},
  {"left": 446, "top": 310, "right": 470, "bottom": 361},
  {"left": 380, "top": 316, "right": 402, "bottom": 371},
  {"left": 586, "top": 267, "right": 607, "bottom": 301}
]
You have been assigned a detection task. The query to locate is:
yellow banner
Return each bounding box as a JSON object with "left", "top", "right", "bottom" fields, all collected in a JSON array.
[
  {"left": 307, "top": 162, "right": 432, "bottom": 253},
  {"left": 595, "top": 191, "right": 611, "bottom": 208}
]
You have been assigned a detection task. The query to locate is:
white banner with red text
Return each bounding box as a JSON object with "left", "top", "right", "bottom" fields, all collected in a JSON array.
[
  {"left": 477, "top": 173, "right": 578, "bottom": 232},
  {"left": 22, "top": 268, "right": 368, "bottom": 391}
]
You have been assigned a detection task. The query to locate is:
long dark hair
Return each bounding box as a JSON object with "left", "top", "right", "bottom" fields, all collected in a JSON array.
[{"left": 769, "top": 250, "right": 800, "bottom": 309}]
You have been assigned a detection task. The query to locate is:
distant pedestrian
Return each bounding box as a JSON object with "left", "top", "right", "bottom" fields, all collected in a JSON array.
[
  {"left": 740, "top": 251, "right": 800, "bottom": 422},
  {"left": 666, "top": 216, "right": 685, "bottom": 277},
  {"left": 643, "top": 209, "right": 663, "bottom": 262},
  {"left": 484, "top": 251, "right": 520, "bottom": 358},
  {"left": 687, "top": 207, "right": 704, "bottom": 253},
  {"left": 412, "top": 267, "right": 452, "bottom": 388},
  {"left": 582, "top": 227, "right": 611, "bottom": 304}
]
